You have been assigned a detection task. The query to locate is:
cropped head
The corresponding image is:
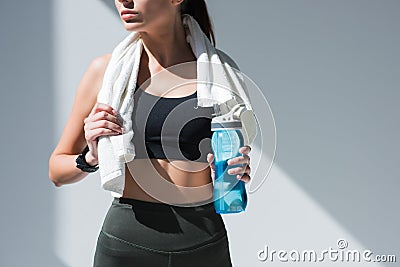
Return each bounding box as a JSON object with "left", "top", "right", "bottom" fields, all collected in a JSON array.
[{"left": 114, "top": 0, "right": 216, "bottom": 46}]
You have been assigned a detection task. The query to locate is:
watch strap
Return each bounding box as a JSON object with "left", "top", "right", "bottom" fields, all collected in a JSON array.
[{"left": 75, "top": 145, "right": 99, "bottom": 172}]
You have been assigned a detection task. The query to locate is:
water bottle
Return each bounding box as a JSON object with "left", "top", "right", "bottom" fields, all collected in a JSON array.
[{"left": 211, "top": 100, "right": 248, "bottom": 214}]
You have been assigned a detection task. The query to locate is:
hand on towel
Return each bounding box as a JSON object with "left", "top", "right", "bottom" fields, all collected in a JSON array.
[
  {"left": 83, "top": 102, "right": 125, "bottom": 165},
  {"left": 206, "top": 145, "right": 252, "bottom": 183}
]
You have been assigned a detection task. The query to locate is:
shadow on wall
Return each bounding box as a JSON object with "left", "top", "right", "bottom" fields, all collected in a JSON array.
[
  {"left": 209, "top": 1, "right": 400, "bottom": 266},
  {"left": 0, "top": 1, "right": 67, "bottom": 266}
]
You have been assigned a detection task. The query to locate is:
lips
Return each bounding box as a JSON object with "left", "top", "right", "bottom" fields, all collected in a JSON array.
[
  {"left": 120, "top": 10, "right": 139, "bottom": 20},
  {"left": 121, "top": 10, "right": 138, "bottom": 16}
]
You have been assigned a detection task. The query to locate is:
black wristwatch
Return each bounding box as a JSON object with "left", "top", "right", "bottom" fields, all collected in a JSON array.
[{"left": 75, "top": 145, "right": 99, "bottom": 172}]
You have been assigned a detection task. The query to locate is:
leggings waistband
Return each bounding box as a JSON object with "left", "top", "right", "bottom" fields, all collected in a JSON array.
[{"left": 113, "top": 197, "right": 216, "bottom": 213}]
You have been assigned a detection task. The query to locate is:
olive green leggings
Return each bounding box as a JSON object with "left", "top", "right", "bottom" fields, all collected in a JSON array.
[{"left": 93, "top": 197, "right": 233, "bottom": 267}]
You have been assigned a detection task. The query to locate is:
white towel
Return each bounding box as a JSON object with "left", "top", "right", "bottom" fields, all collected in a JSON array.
[{"left": 96, "top": 14, "right": 257, "bottom": 197}]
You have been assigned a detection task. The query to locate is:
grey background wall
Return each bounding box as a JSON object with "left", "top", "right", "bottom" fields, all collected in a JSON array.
[
  {"left": 0, "top": 0, "right": 398, "bottom": 266},
  {"left": 0, "top": 0, "right": 65, "bottom": 266}
]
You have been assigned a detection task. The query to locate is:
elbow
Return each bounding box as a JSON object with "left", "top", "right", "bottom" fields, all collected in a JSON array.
[
  {"left": 53, "top": 181, "right": 63, "bottom": 187},
  {"left": 48, "top": 157, "right": 63, "bottom": 187},
  {"left": 52, "top": 179, "right": 63, "bottom": 187},
  {"left": 48, "top": 169, "right": 63, "bottom": 187}
]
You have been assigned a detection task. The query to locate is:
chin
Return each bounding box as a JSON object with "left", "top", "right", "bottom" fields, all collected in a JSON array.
[
  {"left": 121, "top": 21, "right": 141, "bottom": 32},
  {"left": 123, "top": 25, "right": 137, "bottom": 31}
]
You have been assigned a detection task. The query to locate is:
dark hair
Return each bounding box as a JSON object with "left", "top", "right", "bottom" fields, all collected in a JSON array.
[{"left": 180, "top": 0, "right": 216, "bottom": 47}]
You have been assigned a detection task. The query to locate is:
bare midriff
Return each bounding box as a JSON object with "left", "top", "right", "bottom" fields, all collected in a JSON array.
[
  {"left": 122, "top": 158, "right": 213, "bottom": 205},
  {"left": 121, "top": 53, "right": 213, "bottom": 205}
]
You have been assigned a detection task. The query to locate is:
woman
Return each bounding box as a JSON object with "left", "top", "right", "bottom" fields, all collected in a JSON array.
[{"left": 48, "top": 0, "right": 252, "bottom": 266}]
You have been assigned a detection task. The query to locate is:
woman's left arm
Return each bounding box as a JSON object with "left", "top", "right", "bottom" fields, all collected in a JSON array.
[{"left": 206, "top": 145, "right": 252, "bottom": 183}]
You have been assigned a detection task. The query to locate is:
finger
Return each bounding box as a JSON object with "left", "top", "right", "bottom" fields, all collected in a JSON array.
[
  {"left": 85, "top": 128, "right": 121, "bottom": 141},
  {"left": 89, "top": 102, "right": 118, "bottom": 117},
  {"left": 227, "top": 165, "right": 250, "bottom": 176},
  {"left": 237, "top": 164, "right": 251, "bottom": 176},
  {"left": 239, "top": 145, "right": 251, "bottom": 154},
  {"left": 227, "top": 155, "right": 250, "bottom": 166},
  {"left": 92, "top": 110, "right": 123, "bottom": 127},
  {"left": 85, "top": 119, "right": 124, "bottom": 134},
  {"left": 206, "top": 153, "right": 214, "bottom": 164},
  {"left": 246, "top": 164, "right": 251, "bottom": 175},
  {"left": 237, "top": 173, "right": 251, "bottom": 183},
  {"left": 206, "top": 153, "right": 215, "bottom": 171},
  {"left": 84, "top": 110, "right": 123, "bottom": 130}
]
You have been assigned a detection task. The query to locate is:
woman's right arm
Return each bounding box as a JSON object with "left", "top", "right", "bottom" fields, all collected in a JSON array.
[{"left": 48, "top": 54, "right": 123, "bottom": 187}]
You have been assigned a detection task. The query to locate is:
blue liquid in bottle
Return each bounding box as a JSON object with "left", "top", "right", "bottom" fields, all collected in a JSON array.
[{"left": 211, "top": 129, "right": 247, "bottom": 214}]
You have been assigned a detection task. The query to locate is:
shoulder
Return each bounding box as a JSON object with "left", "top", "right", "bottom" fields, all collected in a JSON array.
[
  {"left": 215, "top": 48, "right": 241, "bottom": 71},
  {"left": 72, "top": 54, "right": 111, "bottom": 104},
  {"left": 88, "top": 53, "right": 112, "bottom": 76},
  {"left": 79, "top": 53, "right": 112, "bottom": 96}
]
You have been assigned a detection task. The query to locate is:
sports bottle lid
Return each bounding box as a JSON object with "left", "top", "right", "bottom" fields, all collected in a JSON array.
[{"left": 211, "top": 98, "right": 246, "bottom": 131}]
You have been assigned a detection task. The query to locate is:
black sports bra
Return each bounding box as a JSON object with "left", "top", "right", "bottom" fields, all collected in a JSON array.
[{"left": 131, "top": 86, "right": 215, "bottom": 162}]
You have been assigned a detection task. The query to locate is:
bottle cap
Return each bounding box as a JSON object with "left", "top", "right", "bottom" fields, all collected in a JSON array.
[{"left": 211, "top": 98, "right": 246, "bottom": 131}]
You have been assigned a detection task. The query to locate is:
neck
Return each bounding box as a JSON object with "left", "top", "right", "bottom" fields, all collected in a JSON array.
[{"left": 139, "top": 15, "right": 195, "bottom": 68}]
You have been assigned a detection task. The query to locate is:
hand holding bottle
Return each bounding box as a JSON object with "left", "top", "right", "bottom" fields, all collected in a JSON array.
[{"left": 207, "top": 145, "right": 252, "bottom": 183}]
